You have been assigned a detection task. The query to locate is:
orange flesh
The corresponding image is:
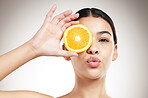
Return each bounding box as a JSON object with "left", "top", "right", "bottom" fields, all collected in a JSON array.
[{"left": 66, "top": 27, "right": 89, "bottom": 50}]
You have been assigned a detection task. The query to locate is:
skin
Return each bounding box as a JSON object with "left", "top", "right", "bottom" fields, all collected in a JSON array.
[
  {"left": 0, "top": 4, "right": 118, "bottom": 98},
  {"left": 61, "top": 17, "right": 118, "bottom": 98}
]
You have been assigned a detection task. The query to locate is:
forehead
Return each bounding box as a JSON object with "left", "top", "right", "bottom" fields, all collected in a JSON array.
[{"left": 78, "top": 17, "right": 113, "bottom": 36}]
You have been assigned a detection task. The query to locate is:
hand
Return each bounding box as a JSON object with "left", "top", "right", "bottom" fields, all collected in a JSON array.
[{"left": 28, "top": 4, "right": 79, "bottom": 57}]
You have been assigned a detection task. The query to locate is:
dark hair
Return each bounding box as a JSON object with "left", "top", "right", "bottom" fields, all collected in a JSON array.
[{"left": 75, "top": 8, "right": 117, "bottom": 45}]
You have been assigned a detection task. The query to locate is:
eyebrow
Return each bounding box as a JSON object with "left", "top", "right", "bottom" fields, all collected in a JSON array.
[{"left": 97, "top": 31, "right": 112, "bottom": 36}]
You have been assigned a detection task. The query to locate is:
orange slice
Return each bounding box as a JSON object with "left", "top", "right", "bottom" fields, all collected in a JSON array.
[{"left": 63, "top": 24, "right": 92, "bottom": 53}]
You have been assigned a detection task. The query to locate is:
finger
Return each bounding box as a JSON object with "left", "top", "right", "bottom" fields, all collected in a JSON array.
[
  {"left": 62, "top": 21, "right": 79, "bottom": 31},
  {"left": 58, "top": 13, "right": 79, "bottom": 27},
  {"left": 45, "top": 4, "right": 57, "bottom": 22},
  {"left": 58, "top": 50, "right": 78, "bottom": 57},
  {"left": 51, "top": 10, "right": 72, "bottom": 25}
]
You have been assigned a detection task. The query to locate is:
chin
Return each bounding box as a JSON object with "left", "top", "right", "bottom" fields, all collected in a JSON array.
[{"left": 85, "top": 69, "right": 106, "bottom": 80}]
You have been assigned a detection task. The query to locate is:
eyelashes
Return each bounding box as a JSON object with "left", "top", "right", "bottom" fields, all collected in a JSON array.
[{"left": 98, "top": 38, "right": 109, "bottom": 42}]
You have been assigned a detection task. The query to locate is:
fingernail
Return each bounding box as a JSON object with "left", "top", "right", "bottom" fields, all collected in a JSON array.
[
  {"left": 69, "top": 10, "right": 72, "bottom": 13},
  {"left": 72, "top": 53, "right": 78, "bottom": 56},
  {"left": 53, "top": 4, "right": 57, "bottom": 8},
  {"left": 76, "top": 13, "right": 79, "bottom": 16},
  {"left": 76, "top": 21, "right": 79, "bottom": 23}
]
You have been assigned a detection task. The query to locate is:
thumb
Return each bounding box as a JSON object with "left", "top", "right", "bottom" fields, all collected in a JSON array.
[{"left": 58, "top": 50, "right": 78, "bottom": 57}]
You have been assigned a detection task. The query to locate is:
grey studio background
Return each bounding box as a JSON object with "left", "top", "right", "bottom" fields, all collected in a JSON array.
[{"left": 0, "top": 0, "right": 148, "bottom": 98}]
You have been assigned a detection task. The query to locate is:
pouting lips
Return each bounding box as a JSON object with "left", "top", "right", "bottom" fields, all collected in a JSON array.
[
  {"left": 87, "top": 57, "right": 101, "bottom": 63},
  {"left": 87, "top": 57, "right": 101, "bottom": 68}
]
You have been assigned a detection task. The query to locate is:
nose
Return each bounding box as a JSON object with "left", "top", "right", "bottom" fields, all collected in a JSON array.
[{"left": 86, "top": 43, "right": 99, "bottom": 55}]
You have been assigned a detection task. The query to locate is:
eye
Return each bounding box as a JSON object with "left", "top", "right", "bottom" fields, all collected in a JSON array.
[{"left": 99, "top": 39, "right": 109, "bottom": 42}]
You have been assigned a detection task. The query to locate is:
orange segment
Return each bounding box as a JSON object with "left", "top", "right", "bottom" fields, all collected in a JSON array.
[{"left": 63, "top": 24, "right": 92, "bottom": 53}]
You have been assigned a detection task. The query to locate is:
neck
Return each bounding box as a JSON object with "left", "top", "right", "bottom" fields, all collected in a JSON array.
[{"left": 69, "top": 75, "right": 110, "bottom": 98}]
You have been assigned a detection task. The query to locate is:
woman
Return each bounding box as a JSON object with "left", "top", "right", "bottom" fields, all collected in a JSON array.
[{"left": 0, "top": 4, "right": 118, "bottom": 98}]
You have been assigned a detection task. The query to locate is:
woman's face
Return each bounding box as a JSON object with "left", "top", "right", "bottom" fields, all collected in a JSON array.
[{"left": 65, "top": 16, "right": 118, "bottom": 79}]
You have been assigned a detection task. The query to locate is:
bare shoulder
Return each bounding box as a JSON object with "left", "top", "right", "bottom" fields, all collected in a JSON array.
[{"left": 0, "top": 90, "right": 53, "bottom": 98}]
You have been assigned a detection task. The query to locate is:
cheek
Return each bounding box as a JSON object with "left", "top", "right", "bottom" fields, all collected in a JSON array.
[
  {"left": 71, "top": 55, "right": 83, "bottom": 69},
  {"left": 70, "top": 53, "right": 86, "bottom": 71},
  {"left": 100, "top": 42, "right": 113, "bottom": 54},
  {"left": 100, "top": 43, "right": 113, "bottom": 64}
]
